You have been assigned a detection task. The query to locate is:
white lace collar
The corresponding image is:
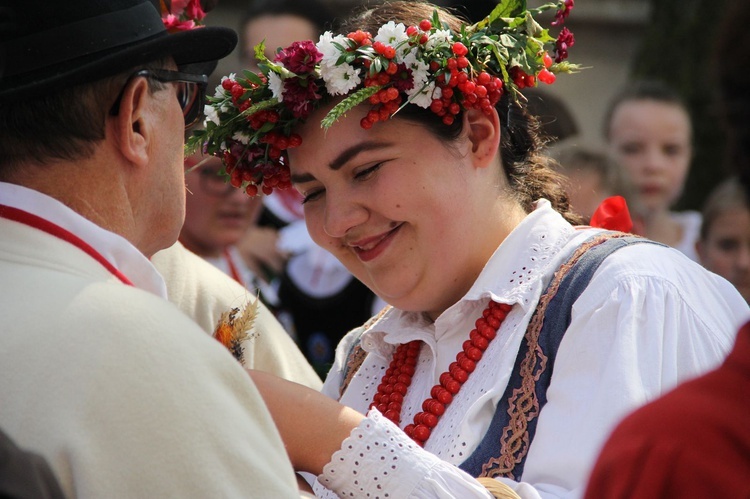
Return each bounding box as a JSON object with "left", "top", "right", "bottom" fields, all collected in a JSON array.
[{"left": 361, "top": 200, "right": 577, "bottom": 355}]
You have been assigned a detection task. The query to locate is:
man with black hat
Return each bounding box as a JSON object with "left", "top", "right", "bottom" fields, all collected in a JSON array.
[{"left": 0, "top": 1, "right": 305, "bottom": 496}]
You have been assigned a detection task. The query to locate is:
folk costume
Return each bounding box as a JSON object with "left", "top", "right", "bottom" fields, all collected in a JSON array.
[
  {"left": 151, "top": 241, "right": 322, "bottom": 389},
  {"left": 0, "top": 182, "right": 303, "bottom": 498},
  {"left": 189, "top": 0, "right": 748, "bottom": 496},
  {"left": 671, "top": 210, "right": 702, "bottom": 262},
  {"left": 311, "top": 201, "right": 748, "bottom": 498}
]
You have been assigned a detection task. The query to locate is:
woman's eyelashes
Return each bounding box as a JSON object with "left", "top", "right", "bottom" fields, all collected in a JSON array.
[
  {"left": 354, "top": 162, "right": 384, "bottom": 181},
  {"left": 300, "top": 162, "right": 385, "bottom": 204},
  {"left": 301, "top": 187, "right": 324, "bottom": 205}
]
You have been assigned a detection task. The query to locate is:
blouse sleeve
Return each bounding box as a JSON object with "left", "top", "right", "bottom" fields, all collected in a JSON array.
[
  {"left": 505, "top": 244, "right": 747, "bottom": 497},
  {"left": 313, "top": 409, "right": 494, "bottom": 499}
]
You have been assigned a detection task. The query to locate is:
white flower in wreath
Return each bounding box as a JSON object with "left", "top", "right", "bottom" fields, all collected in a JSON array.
[
  {"left": 204, "top": 104, "right": 220, "bottom": 125},
  {"left": 232, "top": 131, "right": 252, "bottom": 144},
  {"left": 408, "top": 81, "right": 440, "bottom": 109},
  {"left": 425, "top": 29, "right": 453, "bottom": 50},
  {"left": 317, "top": 31, "right": 350, "bottom": 68},
  {"left": 375, "top": 21, "right": 409, "bottom": 58},
  {"left": 321, "top": 63, "right": 362, "bottom": 96},
  {"left": 267, "top": 71, "right": 284, "bottom": 103},
  {"left": 405, "top": 57, "right": 430, "bottom": 92}
]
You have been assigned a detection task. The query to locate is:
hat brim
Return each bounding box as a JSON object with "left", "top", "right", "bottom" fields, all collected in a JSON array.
[{"left": 0, "top": 26, "right": 237, "bottom": 101}]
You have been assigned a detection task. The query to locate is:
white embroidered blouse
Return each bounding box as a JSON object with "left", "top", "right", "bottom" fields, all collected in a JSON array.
[{"left": 312, "top": 200, "right": 749, "bottom": 498}]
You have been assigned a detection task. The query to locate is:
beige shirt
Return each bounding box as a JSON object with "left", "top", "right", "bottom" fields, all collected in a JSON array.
[
  {"left": 152, "top": 241, "right": 322, "bottom": 390},
  {"left": 0, "top": 182, "right": 304, "bottom": 498}
]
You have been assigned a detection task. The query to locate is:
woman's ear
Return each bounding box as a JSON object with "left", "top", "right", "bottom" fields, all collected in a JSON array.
[
  {"left": 464, "top": 107, "right": 501, "bottom": 169},
  {"left": 110, "top": 77, "right": 152, "bottom": 168}
]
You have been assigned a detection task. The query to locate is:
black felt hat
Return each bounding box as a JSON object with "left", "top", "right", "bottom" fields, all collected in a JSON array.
[{"left": 0, "top": 0, "right": 237, "bottom": 100}]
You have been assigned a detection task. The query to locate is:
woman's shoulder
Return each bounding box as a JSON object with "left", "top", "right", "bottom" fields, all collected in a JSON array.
[{"left": 577, "top": 234, "right": 748, "bottom": 320}]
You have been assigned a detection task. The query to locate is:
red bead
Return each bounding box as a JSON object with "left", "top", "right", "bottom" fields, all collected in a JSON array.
[
  {"left": 446, "top": 379, "right": 461, "bottom": 394},
  {"left": 413, "top": 425, "right": 431, "bottom": 441},
  {"left": 377, "top": 403, "right": 387, "bottom": 413},
  {"left": 471, "top": 335, "right": 489, "bottom": 351},
  {"left": 486, "top": 315, "right": 501, "bottom": 329},
  {"left": 397, "top": 373, "right": 412, "bottom": 385},
  {"left": 422, "top": 412, "right": 438, "bottom": 428},
  {"left": 384, "top": 409, "right": 400, "bottom": 422},
  {"left": 459, "top": 356, "right": 476, "bottom": 373},
  {"left": 478, "top": 324, "right": 497, "bottom": 340},
  {"left": 436, "top": 389, "right": 453, "bottom": 405},
  {"left": 427, "top": 400, "right": 445, "bottom": 416},
  {"left": 439, "top": 372, "right": 453, "bottom": 386},
  {"left": 388, "top": 392, "right": 403, "bottom": 404},
  {"left": 453, "top": 367, "right": 468, "bottom": 383},
  {"left": 404, "top": 424, "right": 415, "bottom": 436},
  {"left": 466, "top": 346, "right": 483, "bottom": 361},
  {"left": 393, "top": 382, "right": 408, "bottom": 395},
  {"left": 430, "top": 385, "right": 442, "bottom": 399}
]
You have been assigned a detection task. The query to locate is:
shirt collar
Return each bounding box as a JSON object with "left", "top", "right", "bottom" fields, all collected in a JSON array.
[
  {"left": 0, "top": 182, "right": 168, "bottom": 298},
  {"left": 361, "top": 200, "right": 576, "bottom": 350}
]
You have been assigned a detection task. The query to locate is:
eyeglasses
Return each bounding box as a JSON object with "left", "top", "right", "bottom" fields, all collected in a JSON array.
[{"left": 109, "top": 68, "right": 208, "bottom": 128}]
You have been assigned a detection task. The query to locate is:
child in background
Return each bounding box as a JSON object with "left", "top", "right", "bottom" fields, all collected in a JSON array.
[
  {"left": 696, "top": 177, "right": 750, "bottom": 302},
  {"left": 604, "top": 80, "right": 700, "bottom": 260},
  {"left": 555, "top": 145, "right": 629, "bottom": 223}
]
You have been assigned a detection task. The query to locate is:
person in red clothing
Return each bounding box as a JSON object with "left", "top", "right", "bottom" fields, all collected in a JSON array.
[{"left": 584, "top": 2, "right": 750, "bottom": 496}]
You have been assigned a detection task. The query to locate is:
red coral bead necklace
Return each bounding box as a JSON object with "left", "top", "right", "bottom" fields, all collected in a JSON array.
[{"left": 369, "top": 300, "right": 513, "bottom": 447}]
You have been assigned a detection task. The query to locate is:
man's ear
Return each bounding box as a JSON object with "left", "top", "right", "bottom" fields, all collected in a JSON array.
[
  {"left": 111, "top": 77, "right": 152, "bottom": 168},
  {"left": 464, "top": 107, "right": 501, "bottom": 169}
]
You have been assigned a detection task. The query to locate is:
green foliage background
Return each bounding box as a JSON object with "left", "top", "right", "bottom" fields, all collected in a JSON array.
[{"left": 630, "top": 0, "right": 730, "bottom": 210}]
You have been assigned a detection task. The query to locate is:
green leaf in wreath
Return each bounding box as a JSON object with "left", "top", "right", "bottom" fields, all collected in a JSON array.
[{"left": 321, "top": 85, "right": 382, "bottom": 129}]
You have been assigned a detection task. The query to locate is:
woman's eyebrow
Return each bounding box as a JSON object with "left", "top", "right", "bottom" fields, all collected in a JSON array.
[
  {"left": 291, "top": 140, "right": 394, "bottom": 184},
  {"left": 329, "top": 140, "right": 394, "bottom": 170}
]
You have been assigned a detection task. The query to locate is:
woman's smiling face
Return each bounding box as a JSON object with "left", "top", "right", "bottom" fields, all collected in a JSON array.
[{"left": 288, "top": 105, "right": 503, "bottom": 317}]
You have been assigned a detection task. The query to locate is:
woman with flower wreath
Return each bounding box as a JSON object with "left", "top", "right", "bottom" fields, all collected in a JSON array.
[{"left": 192, "top": 1, "right": 749, "bottom": 497}]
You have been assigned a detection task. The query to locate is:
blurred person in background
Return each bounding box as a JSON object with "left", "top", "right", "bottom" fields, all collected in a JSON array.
[
  {"left": 585, "top": 2, "right": 750, "bottom": 497},
  {"left": 696, "top": 177, "right": 750, "bottom": 303},
  {"left": 604, "top": 79, "right": 700, "bottom": 260},
  {"left": 555, "top": 145, "right": 630, "bottom": 223}
]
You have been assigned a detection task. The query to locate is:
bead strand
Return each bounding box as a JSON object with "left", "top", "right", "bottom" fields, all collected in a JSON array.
[{"left": 371, "top": 300, "right": 513, "bottom": 447}]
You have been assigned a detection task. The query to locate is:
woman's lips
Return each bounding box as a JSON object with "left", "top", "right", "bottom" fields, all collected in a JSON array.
[{"left": 350, "top": 224, "right": 403, "bottom": 262}]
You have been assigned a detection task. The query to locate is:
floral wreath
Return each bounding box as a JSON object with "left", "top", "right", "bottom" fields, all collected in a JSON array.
[
  {"left": 186, "top": 0, "right": 578, "bottom": 197},
  {"left": 160, "top": 0, "right": 207, "bottom": 31}
]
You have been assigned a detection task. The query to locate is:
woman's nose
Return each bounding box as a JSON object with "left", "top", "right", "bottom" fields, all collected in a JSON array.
[{"left": 323, "top": 190, "right": 368, "bottom": 238}]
